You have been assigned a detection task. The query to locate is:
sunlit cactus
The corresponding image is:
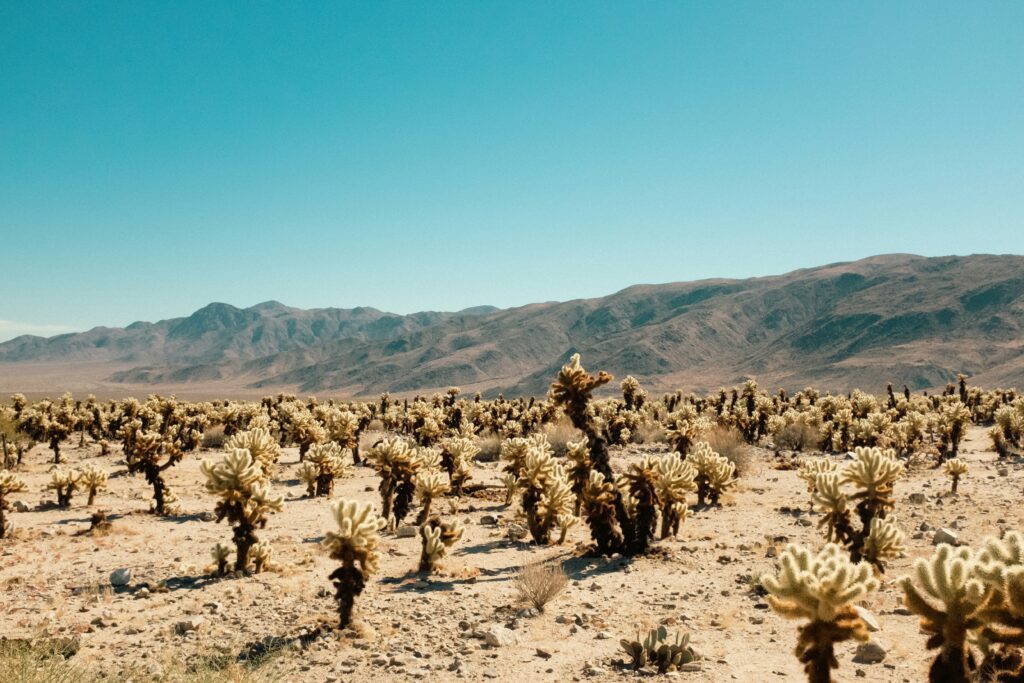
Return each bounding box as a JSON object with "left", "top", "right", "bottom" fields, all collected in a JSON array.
[
  {"left": 418, "top": 517, "right": 463, "bottom": 574},
  {"left": 0, "top": 470, "right": 27, "bottom": 539},
  {"left": 685, "top": 441, "right": 735, "bottom": 506},
  {"left": 944, "top": 458, "right": 969, "bottom": 493},
  {"left": 250, "top": 542, "right": 275, "bottom": 573},
  {"left": 899, "top": 544, "right": 987, "bottom": 681},
  {"left": 798, "top": 458, "right": 836, "bottom": 494},
  {"left": 201, "top": 448, "right": 285, "bottom": 572},
  {"left": 208, "top": 542, "right": 232, "bottom": 576},
  {"left": 860, "top": 515, "right": 905, "bottom": 572},
  {"left": 366, "top": 436, "right": 425, "bottom": 527},
  {"left": 620, "top": 625, "right": 697, "bottom": 673},
  {"left": 438, "top": 436, "right": 477, "bottom": 495},
  {"left": 762, "top": 543, "right": 879, "bottom": 683},
  {"left": 224, "top": 427, "right": 280, "bottom": 476},
  {"left": 79, "top": 463, "right": 108, "bottom": 506},
  {"left": 302, "top": 442, "right": 350, "bottom": 497},
  {"left": 649, "top": 452, "right": 697, "bottom": 538},
  {"left": 324, "top": 499, "right": 386, "bottom": 628},
  {"left": 580, "top": 470, "right": 624, "bottom": 555},
  {"left": 46, "top": 468, "right": 80, "bottom": 508}
]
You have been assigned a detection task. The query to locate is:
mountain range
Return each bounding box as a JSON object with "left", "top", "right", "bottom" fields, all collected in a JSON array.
[{"left": 3, "top": 254, "right": 1023, "bottom": 398}]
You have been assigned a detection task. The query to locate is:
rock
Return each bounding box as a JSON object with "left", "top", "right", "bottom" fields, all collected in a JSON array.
[
  {"left": 893, "top": 607, "right": 912, "bottom": 616},
  {"left": 535, "top": 648, "right": 552, "bottom": 659},
  {"left": 853, "top": 640, "right": 887, "bottom": 664},
  {"left": 109, "top": 568, "right": 132, "bottom": 587},
  {"left": 506, "top": 523, "right": 528, "bottom": 541},
  {"left": 594, "top": 631, "right": 611, "bottom": 640},
  {"left": 933, "top": 528, "right": 958, "bottom": 546},
  {"left": 998, "top": 467, "right": 1009, "bottom": 477},
  {"left": 908, "top": 493, "right": 926, "bottom": 504},
  {"left": 583, "top": 662, "right": 608, "bottom": 676},
  {"left": 854, "top": 606, "right": 880, "bottom": 633},
  {"left": 175, "top": 616, "right": 206, "bottom": 634},
  {"left": 483, "top": 625, "right": 519, "bottom": 647},
  {"left": 480, "top": 515, "right": 498, "bottom": 525},
  {"left": 680, "top": 662, "right": 702, "bottom": 672},
  {"left": 11, "top": 500, "right": 30, "bottom": 513},
  {"left": 396, "top": 526, "right": 418, "bottom": 538},
  {"left": 198, "top": 511, "right": 216, "bottom": 522}
]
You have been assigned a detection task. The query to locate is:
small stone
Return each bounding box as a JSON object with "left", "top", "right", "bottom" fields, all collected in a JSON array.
[
  {"left": 998, "top": 467, "right": 1009, "bottom": 477},
  {"left": 908, "top": 493, "right": 926, "bottom": 504},
  {"left": 480, "top": 515, "right": 498, "bottom": 525},
  {"left": 506, "top": 523, "right": 528, "bottom": 541},
  {"left": 535, "top": 648, "right": 552, "bottom": 659},
  {"left": 933, "top": 528, "right": 958, "bottom": 546},
  {"left": 680, "top": 662, "right": 702, "bottom": 672},
  {"left": 854, "top": 606, "right": 880, "bottom": 633},
  {"left": 109, "top": 568, "right": 132, "bottom": 587},
  {"left": 484, "top": 625, "right": 519, "bottom": 647},
  {"left": 175, "top": 616, "right": 206, "bottom": 634},
  {"left": 12, "top": 500, "right": 30, "bottom": 513},
  {"left": 853, "top": 640, "right": 887, "bottom": 664},
  {"left": 396, "top": 526, "right": 418, "bottom": 538}
]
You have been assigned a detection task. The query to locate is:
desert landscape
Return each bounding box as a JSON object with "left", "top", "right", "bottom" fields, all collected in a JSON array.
[{"left": 2, "top": 360, "right": 1024, "bottom": 682}]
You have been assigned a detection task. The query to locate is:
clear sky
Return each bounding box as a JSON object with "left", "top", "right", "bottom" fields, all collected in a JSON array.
[{"left": 2, "top": 2, "right": 1022, "bottom": 341}]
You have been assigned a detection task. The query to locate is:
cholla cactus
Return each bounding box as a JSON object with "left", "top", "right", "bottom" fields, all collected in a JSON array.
[
  {"left": 841, "top": 446, "right": 905, "bottom": 522},
  {"left": 79, "top": 464, "right": 108, "bottom": 506},
  {"left": 812, "top": 473, "right": 854, "bottom": 545},
  {"left": 46, "top": 468, "right": 80, "bottom": 508},
  {"left": 414, "top": 470, "right": 449, "bottom": 525},
  {"left": 620, "top": 375, "right": 647, "bottom": 411},
  {"left": 944, "top": 458, "right": 968, "bottom": 493},
  {"left": 438, "top": 437, "right": 477, "bottom": 495},
  {"left": 797, "top": 458, "right": 836, "bottom": 494},
  {"left": 649, "top": 452, "right": 696, "bottom": 539},
  {"left": 224, "top": 427, "right": 280, "bottom": 476},
  {"left": 549, "top": 353, "right": 613, "bottom": 435},
  {"left": 665, "top": 410, "right": 707, "bottom": 457},
  {"left": 899, "top": 544, "right": 987, "bottom": 681},
  {"left": 937, "top": 401, "right": 972, "bottom": 463},
  {"left": 619, "top": 626, "right": 696, "bottom": 673},
  {"left": 418, "top": 517, "right": 463, "bottom": 574},
  {"left": 250, "top": 542, "right": 275, "bottom": 573},
  {"left": 685, "top": 442, "right": 735, "bottom": 506},
  {"left": 860, "top": 515, "right": 905, "bottom": 572},
  {"left": 762, "top": 543, "right": 879, "bottom": 683},
  {"left": 209, "top": 542, "right": 232, "bottom": 576},
  {"left": 324, "top": 499, "right": 386, "bottom": 628},
  {"left": 0, "top": 470, "right": 27, "bottom": 539},
  {"left": 365, "top": 436, "right": 425, "bottom": 527},
  {"left": 512, "top": 441, "right": 577, "bottom": 545},
  {"left": 564, "top": 439, "right": 593, "bottom": 515},
  {"left": 201, "top": 448, "right": 284, "bottom": 572},
  {"left": 580, "top": 470, "right": 624, "bottom": 555},
  {"left": 303, "top": 442, "right": 350, "bottom": 497},
  {"left": 499, "top": 472, "right": 518, "bottom": 506}
]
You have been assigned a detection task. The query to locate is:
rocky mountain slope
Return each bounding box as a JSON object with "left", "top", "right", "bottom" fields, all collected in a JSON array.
[{"left": 3, "top": 254, "right": 1023, "bottom": 397}]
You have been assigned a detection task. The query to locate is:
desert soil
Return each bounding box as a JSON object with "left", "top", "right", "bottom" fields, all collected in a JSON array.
[{"left": 0, "top": 426, "right": 1016, "bottom": 682}]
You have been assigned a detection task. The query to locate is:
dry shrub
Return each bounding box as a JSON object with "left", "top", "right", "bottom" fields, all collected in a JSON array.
[
  {"left": 516, "top": 562, "right": 569, "bottom": 612},
  {"left": 703, "top": 426, "right": 757, "bottom": 477},
  {"left": 542, "top": 421, "right": 583, "bottom": 455},
  {"left": 633, "top": 423, "right": 667, "bottom": 445},
  {"left": 367, "top": 419, "right": 385, "bottom": 432},
  {"left": 202, "top": 425, "right": 226, "bottom": 449},
  {"left": 773, "top": 422, "right": 822, "bottom": 453},
  {"left": 475, "top": 434, "right": 502, "bottom": 462}
]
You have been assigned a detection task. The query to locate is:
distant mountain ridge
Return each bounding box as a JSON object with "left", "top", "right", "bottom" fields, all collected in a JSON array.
[{"left": 3, "top": 254, "right": 1024, "bottom": 397}]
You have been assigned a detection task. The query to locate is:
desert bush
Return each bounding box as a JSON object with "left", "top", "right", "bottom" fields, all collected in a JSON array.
[
  {"left": 516, "top": 561, "right": 568, "bottom": 612},
  {"left": 542, "top": 420, "right": 583, "bottom": 455},
  {"left": 774, "top": 421, "right": 823, "bottom": 453},
  {"left": 474, "top": 433, "right": 502, "bottom": 463},
  {"left": 202, "top": 425, "right": 226, "bottom": 449},
  {"left": 762, "top": 543, "right": 879, "bottom": 683},
  {"left": 703, "top": 425, "right": 757, "bottom": 476},
  {"left": 632, "top": 422, "right": 667, "bottom": 445}
]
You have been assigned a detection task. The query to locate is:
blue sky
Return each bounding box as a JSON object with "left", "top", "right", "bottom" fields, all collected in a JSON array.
[{"left": 1, "top": 2, "right": 1022, "bottom": 340}]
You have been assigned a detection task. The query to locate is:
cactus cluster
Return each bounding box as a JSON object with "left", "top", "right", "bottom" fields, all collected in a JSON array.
[
  {"left": 323, "top": 499, "right": 385, "bottom": 627},
  {"left": 620, "top": 625, "right": 697, "bottom": 673},
  {"left": 297, "top": 442, "right": 350, "bottom": 497},
  {"left": 684, "top": 442, "right": 736, "bottom": 506}
]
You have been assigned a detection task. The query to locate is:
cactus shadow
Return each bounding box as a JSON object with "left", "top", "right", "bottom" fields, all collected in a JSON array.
[
  {"left": 160, "top": 573, "right": 223, "bottom": 592},
  {"left": 561, "top": 554, "right": 635, "bottom": 581},
  {"left": 456, "top": 539, "right": 509, "bottom": 555}
]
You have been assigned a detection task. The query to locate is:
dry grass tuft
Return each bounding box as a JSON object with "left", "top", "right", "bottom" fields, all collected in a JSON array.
[
  {"left": 516, "top": 562, "right": 569, "bottom": 612},
  {"left": 773, "top": 422, "right": 823, "bottom": 453},
  {"left": 474, "top": 434, "right": 502, "bottom": 462},
  {"left": 542, "top": 421, "right": 583, "bottom": 455},
  {"left": 202, "top": 426, "right": 226, "bottom": 449},
  {"left": 633, "top": 423, "right": 668, "bottom": 444},
  {"left": 703, "top": 426, "right": 757, "bottom": 477}
]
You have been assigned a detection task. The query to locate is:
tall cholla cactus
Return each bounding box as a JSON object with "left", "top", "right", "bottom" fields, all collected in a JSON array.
[
  {"left": 899, "top": 544, "right": 987, "bottom": 681},
  {"left": 79, "top": 464, "right": 108, "bottom": 506},
  {"left": 513, "top": 440, "right": 577, "bottom": 545},
  {"left": 648, "top": 452, "right": 696, "bottom": 539},
  {"left": 365, "top": 436, "right": 426, "bottom": 527},
  {"left": 297, "top": 442, "right": 350, "bottom": 497},
  {"left": 936, "top": 401, "right": 972, "bottom": 463},
  {"left": 438, "top": 436, "right": 477, "bottom": 495},
  {"left": 414, "top": 470, "right": 450, "bottom": 525},
  {"left": 797, "top": 458, "right": 836, "bottom": 495},
  {"left": 46, "top": 468, "right": 80, "bottom": 508},
  {"left": 762, "top": 543, "right": 879, "bottom": 683},
  {"left": 581, "top": 470, "right": 624, "bottom": 555},
  {"left": 324, "top": 500, "right": 385, "bottom": 628},
  {"left": 0, "top": 470, "right": 27, "bottom": 539},
  {"left": 810, "top": 446, "right": 905, "bottom": 571},
  {"left": 418, "top": 517, "right": 463, "bottom": 574},
  {"left": 685, "top": 442, "right": 735, "bottom": 507},
  {"left": 944, "top": 458, "right": 968, "bottom": 493},
  {"left": 224, "top": 427, "right": 280, "bottom": 477},
  {"left": 201, "top": 448, "right": 284, "bottom": 572},
  {"left": 620, "top": 375, "right": 647, "bottom": 411}
]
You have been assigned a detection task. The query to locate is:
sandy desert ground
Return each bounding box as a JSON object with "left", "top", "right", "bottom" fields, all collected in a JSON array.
[{"left": 0, "top": 426, "right": 1015, "bottom": 682}]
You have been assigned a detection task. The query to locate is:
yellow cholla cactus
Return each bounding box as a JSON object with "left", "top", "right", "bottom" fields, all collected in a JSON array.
[
  {"left": 201, "top": 448, "right": 284, "bottom": 573},
  {"left": 418, "top": 518, "right": 463, "bottom": 574},
  {"left": 366, "top": 436, "right": 424, "bottom": 526},
  {"left": 860, "top": 515, "right": 905, "bottom": 571},
  {"left": 762, "top": 543, "right": 879, "bottom": 682},
  {"left": 79, "top": 463, "right": 108, "bottom": 506},
  {"left": 46, "top": 468, "right": 80, "bottom": 509},
  {"left": 224, "top": 427, "right": 280, "bottom": 476},
  {"left": 797, "top": 458, "right": 836, "bottom": 494},
  {"left": 649, "top": 452, "right": 696, "bottom": 538},
  {"left": 208, "top": 542, "right": 232, "bottom": 576},
  {"left": 685, "top": 441, "right": 735, "bottom": 506},
  {"left": 414, "top": 469, "right": 450, "bottom": 525},
  {"left": 812, "top": 473, "right": 852, "bottom": 543},
  {"left": 439, "top": 436, "right": 478, "bottom": 495},
  {"left": 304, "top": 442, "right": 350, "bottom": 497},
  {"left": 324, "top": 500, "right": 386, "bottom": 628},
  {"left": 943, "top": 458, "right": 968, "bottom": 493},
  {"left": 250, "top": 542, "right": 275, "bottom": 573},
  {"left": 899, "top": 544, "right": 987, "bottom": 681},
  {"left": 0, "top": 470, "right": 27, "bottom": 539}
]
